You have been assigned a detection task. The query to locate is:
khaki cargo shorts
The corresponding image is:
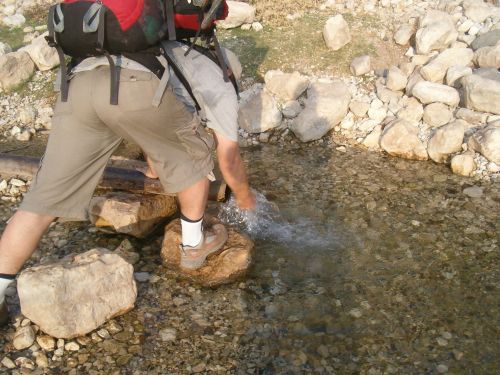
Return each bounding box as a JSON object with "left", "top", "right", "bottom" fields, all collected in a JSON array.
[{"left": 21, "top": 66, "right": 214, "bottom": 219}]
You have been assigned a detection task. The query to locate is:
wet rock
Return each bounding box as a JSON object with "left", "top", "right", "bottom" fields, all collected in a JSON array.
[
  {"left": 0, "top": 51, "right": 35, "bottom": 93},
  {"left": 161, "top": 216, "right": 254, "bottom": 287},
  {"left": 238, "top": 90, "right": 282, "bottom": 133},
  {"left": 471, "top": 29, "right": 500, "bottom": 51},
  {"left": 89, "top": 192, "right": 177, "bottom": 238},
  {"left": 412, "top": 81, "right": 460, "bottom": 107},
  {"left": 13, "top": 325, "right": 35, "bottom": 350},
  {"left": 159, "top": 328, "right": 177, "bottom": 342},
  {"left": 473, "top": 44, "right": 500, "bottom": 69},
  {"left": 463, "top": 185, "right": 484, "bottom": 198},
  {"left": 380, "top": 119, "right": 428, "bottom": 160},
  {"left": 427, "top": 120, "right": 466, "bottom": 163},
  {"left": 264, "top": 70, "right": 309, "bottom": 101},
  {"left": 467, "top": 123, "right": 500, "bottom": 164},
  {"left": 423, "top": 103, "right": 453, "bottom": 127},
  {"left": 386, "top": 66, "right": 407, "bottom": 91},
  {"left": 462, "top": 74, "right": 500, "bottom": 115},
  {"left": 421, "top": 48, "right": 474, "bottom": 83},
  {"left": 20, "top": 33, "right": 59, "bottom": 71},
  {"left": 217, "top": 1, "right": 255, "bottom": 29},
  {"left": 394, "top": 24, "right": 414, "bottom": 45},
  {"left": 291, "top": 81, "right": 351, "bottom": 142},
  {"left": 350, "top": 55, "right": 371, "bottom": 76},
  {"left": 34, "top": 352, "right": 49, "bottom": 368},
  {"left": 451, "top": 153, "right": 476, "bottom": 176},
  {"left": 18, "top": 249, "right": 137, "bottom": 339},
  {"left": 415, "top": 10, "right": 458, "bottom": 54},
  {"left": 323, "top": 15, "right": 351, "bottom": 51},
  {"left": 37, "top": 335, "right": 56, "bottom": 351},
  {"left": 1, "top": 356, "right": 16, "bottom": 369}
]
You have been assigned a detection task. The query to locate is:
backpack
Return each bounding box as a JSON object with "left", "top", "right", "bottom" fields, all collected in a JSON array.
[{"left": 46, "top": 0, "right": 229, "bottom": 104}]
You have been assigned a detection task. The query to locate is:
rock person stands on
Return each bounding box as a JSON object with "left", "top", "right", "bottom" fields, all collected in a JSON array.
[{"left": 0, "top": 0, "right": 256, "bottom": 326}]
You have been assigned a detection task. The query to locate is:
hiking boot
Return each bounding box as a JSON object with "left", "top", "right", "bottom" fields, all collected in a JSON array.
[
  {"left": 0, "top": 301, "right": 9, "bottom": 327},
  {"left": 180, "top": 223, "right": 228, "bottom": 270}
]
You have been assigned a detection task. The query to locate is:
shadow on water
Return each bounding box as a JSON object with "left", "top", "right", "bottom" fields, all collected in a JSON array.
[{"left": 221, "top": 143, "right": 499, "bottom": 374}]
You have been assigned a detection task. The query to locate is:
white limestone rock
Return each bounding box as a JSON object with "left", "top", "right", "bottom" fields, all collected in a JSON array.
[
  {"left": 451, "top": 153, "right": 476, "bottom": 176},
  {"left": 386, "top": 66, "right": 408, "bottom": 91},
  {"left": 423, "top": 103, "right": 453, "bottom": 127},
  {"left": 264, "top": 71, "right": 309, "bottom": 102},
  {"left": 397, "top": 97, "right": 424, "bottom": 124},
  {"left": 0, "top": 51, "right": 35, "bottom": 93},
  {"left": 467, "top": 123, "right": 500, "bottom": 164},
  {"left": 461, "top": 74, "right": 500, "bottom": 115},
  {"left": 238, "top": 90, "right": 282, "bottom": 133},
  {"left": 420, "top": 48, "right": 474, "bottom": 83},
  {"left": 380, "top": 119, "right": 428, "bottom": 160},
  {"left": 0, "top": 42, "right": 12, "bottom": 57},
  {"left": 415, "top": 10, "right": 458, "bottom": 54},
  {"left": 473, "top": 43, "right": 500, "bottom": 69},
  {"left": 427, "top": 120, "right": 466, "bottom": 163},
  {"left": 446, "top": 65, "right": 473, "bottom": 86},
  {"left": 323, "top": 15, "right": 351, "bottom": 51},
  {"left": 394, "top": 24, "right": 415, "bottom": 45},
  {"left": 217, "top": 1, "right": 255, "bottom": 29},
  {"left": 412, "top": 81, "right": 460, "bottom": 107},
  {"left": 20, "top": 32, "right": 60, "bottom": 71},
  {"left": 350, "top": 55, "right": 371, "bottom": 76}
]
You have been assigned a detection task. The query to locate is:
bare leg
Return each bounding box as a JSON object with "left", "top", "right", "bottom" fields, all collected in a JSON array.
[
  {"left": 0, "top": 211, "right": 55, "bottom": 275},
  {"left": 177, "top": 177, "right": 209, "bottom": 221}
]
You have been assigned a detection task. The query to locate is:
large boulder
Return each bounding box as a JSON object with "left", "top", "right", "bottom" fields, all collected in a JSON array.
[
  {"left": 423, "top": 102, "right": 453, "bottom": 127},
  {"left": 323, "top": 15, "right": 351, "bottom": 51},
  {"left": 471, "top": 30, "right": 500, "bottom": 51},
  {"left": 0, "top": 42, "right": 12, "bottom": 57},
  {"left": 0, "top": 51, "right": 35, "bottom": 93},
  {"left": 18, "top": 249, "right": 137, "bottom": 339},
  {"left": 161, "top": 217, "right": 254, "bottom": 287},
  {"left": 420, "top": 48, "right": 474, "bottom": 82},
  {"left": 427, "top": 120, "right": 466, "bottom": 163},
  {"left": 468, "top": 123, "right": 500, "bottom": 164},
  {"left": 473, "top": 43, "right": 500, "bottom": 69},
  {"left": 415, "top": 10, "right": 458, "bottom": 54},
  {"left": 238, "top": 90, "right": 282, "bottom": 133},
  {"left": 264, "top": 70, "right": 309, "bottom": 102},
  {"left": 461, "top": 74, "right": 500, "bottom": 115},
  {"left": 291, "top": 81, "right": 351, "bottom": 142},
  {"left": 89, "top": 192, "right": 177, "bottom": 238},
  {"left": 412, "top": 81, "right": 460, "bottom": 107},
  {"left": 380, "top": 119, "right": 428, "bottom": 160},
  {"left": 216, "top": 1, "right": 255, "bottom": 29},
  {"left": 20, "top": 33, "right": 59, "bottom": 71}
]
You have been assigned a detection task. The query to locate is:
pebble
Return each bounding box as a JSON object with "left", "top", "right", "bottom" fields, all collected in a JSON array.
[
  {"left": 437, "top": 364, "right": 449, "bottom": 373},
  {"left": 349, "top": 308, "right": 363, "bottom": 318},
  {"left": 36, "top": 335, "right": 56, "bottom": 351},
  {"left": 13, "top": 325, "right": 36, "bottom": 350},
  {"left": 463, "top": 186, "right": 484, "bottom": 198},
  {"left": 159, "top": 328, "right": 177, "bottom": 342}
]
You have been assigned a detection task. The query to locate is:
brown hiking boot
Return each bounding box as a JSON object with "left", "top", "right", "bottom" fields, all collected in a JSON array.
[
  {"left": 180, "top": 223, "right": 228, "bottom": 270},
  {"left": 0, "top": 301, "right": 9, "bottom": 327}
]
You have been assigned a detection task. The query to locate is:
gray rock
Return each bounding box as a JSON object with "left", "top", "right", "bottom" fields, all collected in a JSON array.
[
  {"left": 406, "top": 68, "right": 425, "bottom": 96},
  {"left": 0, "top": 51, "right": 35, "bottom": 93},
  {"left": 217, "top": 1, "right": 255, "bottom": 29},
  {"left": 282, "top": 100, "right": 302, "bottom": 119},
  {"left": 323, "top": 15, "right": 351, "bottom": 51},
  {"left": 412, "top": 81, "right": 460, "bottom": 107},
  {"left": 427, "top": 120, "right": 466, "bottom": 163},
  {"left": 468, "top": 123, "right": 500, "bottom": 163},
  {"left": 394, "top": 24, "right": 415, "bottom": 45},
  {"left": 471, "top": 29, "right": 500, "bottom": 50},
  {"left": 380, "top": 119, "right": 428, "bottom": 160},
  {"left": 423, "top": 103, "right": 453, "bottom": 127},
  {"left": 451, "top": 153, "right": 476, "bottom": 176},
  {"left": 415, "top": 10, "right": 458, "bottom": 54},
  {"left": 18, "top": 249, "right": 137, "bottom": 339},
  {"left": 474, "top": 67, "right": 500, "bottom": 82},
  {"left": 238, "top": 90, "right": 282, "bottom": 133},
  {"left": 421, "top": 48, "right": 474, "bottom": 82},
  {"left": 291, "top": 81, "right": 351, "bottom": 142},
  {"left": 350, "top": 55, "right": 371, "bottom": 76},
  {"left": 462, "top": 74, "right": 500, "bottom": 115},
  {"left": 20, "top": 32, "right": 60, "bottom": 71},
  {"left": 463, "top": 186, "right": 484, "bottom": 198},
  {"left": 455, "top": 108, "right": 488, "bottom": 124},
  {"left": 265, "top": 71, "right": 309, "bottom": 101},
  {"left": 159, "top": 328, "right": 177, "bottom": 342},
  {"left": 386, "top": 66, "right": 408, "bottom": 91},
  {"left": 473, "top": 44, "right": 500, "bottom": 69}
]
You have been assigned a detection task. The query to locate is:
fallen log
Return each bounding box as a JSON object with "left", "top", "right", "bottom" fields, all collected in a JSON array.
[{"left": 0, "top": 154, "right": 228, "bottom": 202}]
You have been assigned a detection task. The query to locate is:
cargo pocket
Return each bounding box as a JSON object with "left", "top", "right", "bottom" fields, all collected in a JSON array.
[
  {"left": 176, "top": 118, "right": 215, "bottom": 160},
  {"left": 119, "top": 70, "right": 158, "bottom": 112}
]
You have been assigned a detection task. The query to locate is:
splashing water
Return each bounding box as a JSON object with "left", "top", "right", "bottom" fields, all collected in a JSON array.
[{"left": 218, "top": 191, "right": 340, "bottom": 249}]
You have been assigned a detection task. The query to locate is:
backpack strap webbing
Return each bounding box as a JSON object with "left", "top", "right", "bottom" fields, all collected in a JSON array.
[{"left": 46, "top": 5, "right": 69, "bottom": 102}]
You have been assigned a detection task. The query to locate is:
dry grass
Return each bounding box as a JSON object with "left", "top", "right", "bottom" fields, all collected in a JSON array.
[{"left": 248, "top": 0, "right": 324, "bottom": 26}]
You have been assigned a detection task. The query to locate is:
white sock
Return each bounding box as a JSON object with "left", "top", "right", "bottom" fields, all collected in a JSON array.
[
  {"left": 181, "top": 216, "right": 203, "bottom": 247},
  {"left": 0, "top": 277, "right": 14, "bottom": 305}
]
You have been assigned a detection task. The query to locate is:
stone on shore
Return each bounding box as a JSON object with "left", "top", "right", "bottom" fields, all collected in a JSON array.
[
  {"left": 0, "top": 51, "right": 35, "bottom": 93},
  {"left": 13, "top": 325, "right": 36, "bottom": 350},
  {"left": 415, "top": 10, "right": 458, "bottom": 54},
  {"left": 217, "top": 1, "right": 255, "bottom": 29},
  {"left": 420, "top": 48, "right": 474, "bottom": 83},
  {"left": 20, "top": 33, "right": 59, "bottom": 71},
  {"left": 89, "top": 193, "right": 178, "bottom": 238},
  {"left": 18, "top": 249, "right": 137, "bottom": 339},
  {"left": 291, "top": 81, "right": 351, "bottom": 142},
  {"left": 323, "top": 15, "right": 351, "bottom": 51},
  {"left": 380, "top": 119, "right": 428, "bottom": 160},
  {"left": 238, "top": 90, "right": 282, "bottom": 133},
  {"left": 451, "top": 153, "right": 476, "bottom": 176},
  {"left": 264, "top": 70, "right": 309, "bottom": 101},
  {"left": 350, "top": 55, "right": 371, "bottom": 76},
  {"left": 161, "top": 217, "right": 254, "bottom": 287},
  {"left": 467, "top": 123, "right": 500, "bottom": 164},
  {"left": 427, "top": 120, "right": 466, "bottom": 163},
  {"left": 423, "top": 103, "right": 453, "bottom": 127},
  {"left": 412, "top": 81, "right": 460, "bottom": 107},
  {"left": 461, "top": 74, "right": 500, "bottom": 115}
]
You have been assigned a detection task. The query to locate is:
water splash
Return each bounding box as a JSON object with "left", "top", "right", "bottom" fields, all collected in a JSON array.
[{"left": 218, "top": 191, "right": 339, "bottom": 249}]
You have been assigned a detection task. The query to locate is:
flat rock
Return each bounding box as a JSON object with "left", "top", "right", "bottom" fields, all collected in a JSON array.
[
  {"left": 161, "top": 217, "right": 254, "bottom": 287},
  {"left": 217, "top": 1, "right": 255, "bottom": 29},
  {"left": 20, "top": 32, "right": 59, "bottom": 71},
  {"left": 427, "top": 120, "right": 466, "bottom": 163},
  {"left": 238, "top": 90, "right": 282, "bottom": 133},
  {"left": 423, "top": 102, "right": 453, "bottom": 127},
  {"left": 412, "top": 81, "right": 460, "bottom": 107},
  {"left": 467, "top": 123, "right": 500, "bottom": 164},
  {"left": 323, "top": 15, "right": 351, "bottom": 51},
  {"left": 421, "top": 48, "right": 473, "bottom": 83},
  {"left": 89, "top": 193, "right": 177, "bottom": 238},
  {"left": 380, "top": 119, "right": 428, "bottom": 160},
  {"left": 291, "top": 81, "right": 351, "bottom": 142},
  {"left": 415, "top": 10, "right": 458, "bottom": 54},
  {"left": 18, "top": 249, "right": 137, "bottom": 339},
  {"left": 265, "top": 71, "right": 309, "bottom": 101},
  {"left": 0, "top": 51, "right": 35, "bottom": 93},
  {"left": 462, "top": 74, "right": 500, "bottom": 115}
]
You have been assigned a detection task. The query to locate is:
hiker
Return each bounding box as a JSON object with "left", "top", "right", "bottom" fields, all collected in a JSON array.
[{"left": 0, "top": 0, "right": 255, "bottom": 326}]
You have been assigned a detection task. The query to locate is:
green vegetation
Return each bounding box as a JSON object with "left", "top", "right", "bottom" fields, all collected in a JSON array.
[{"left": 0, "top": 5, "right": 48, "bottom": 51}]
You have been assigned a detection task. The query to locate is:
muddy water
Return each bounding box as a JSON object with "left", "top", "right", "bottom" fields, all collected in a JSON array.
[{"left": 0, "top": 143, "right": 498, "bottom": 374}]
